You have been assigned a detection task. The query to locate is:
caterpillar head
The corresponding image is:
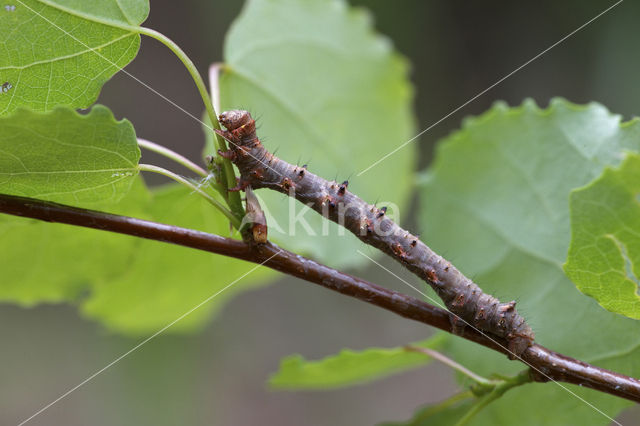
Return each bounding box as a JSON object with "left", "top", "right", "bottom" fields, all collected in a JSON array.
[{"left": 219, "top": 110, "right": 253, "bottom": 131}]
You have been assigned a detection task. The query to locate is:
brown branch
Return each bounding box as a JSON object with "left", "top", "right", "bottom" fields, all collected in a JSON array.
[{"left": 1, "top": 193, "right": 639, "bottom": 403}]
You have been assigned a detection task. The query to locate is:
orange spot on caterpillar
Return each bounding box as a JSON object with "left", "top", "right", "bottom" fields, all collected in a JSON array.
[
  {"left": 320, "top": 195, "right": 334, "bottom": 207},
  {"left": 454, "top": 293, "right": 465, "bottom": 307},
  {"left": 280, "top": 177, "right": 294, "bottom": 191},
  {"left": 360, "top": 218, "right": 374, "bottom": 234},
  {"left": 498, "top": 314, "right": 507, "bottom": 328},
  {"left": 250, "top": 168, "right": 264, "bottom": 180},
  {"left": 391, "top": 243, "right": 407, "bottom": 260},
  {"left": 476, "top": 309, "right": 486, "bottom": 321}
]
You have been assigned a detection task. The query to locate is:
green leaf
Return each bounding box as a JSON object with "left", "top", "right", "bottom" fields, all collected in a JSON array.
[
  {"left": 269, "top": 334, "right": 445, "bottom": 390},
  {"left": 565, "top": 152, "right": 640, "bottom": 319},
  {"left": 418, "top": 99, "right": 640, "bottom": 425},
  {"left": 0, "top": 105, "right": 140, "bottom": 205},
  {"left": 217, "top": 0, "right": 415, "bottom": 269},
  {"left": 0, "top": 177, "right": 149, "bottom": 304},
  {"left": 80, "top": 183, "right": 275, "bottom": 335},
  {"left": 0, "top": 0, "right": 149, "bottom": 115}
]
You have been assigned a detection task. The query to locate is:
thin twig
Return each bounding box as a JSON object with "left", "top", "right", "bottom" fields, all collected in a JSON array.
[
  {"left": 135, "top": 29, "right": 244, "bottom": 222},
  {"left": 455, "top": 371, "right": 531, "bottom": 426},
  {"left": 208, "top": 62, "right": 223, "bottom": 115},
  {"left": 0, "top": 193, "right": 639, "bottom": 403},
  {"left": 137, "top": 138, "right": 208, "bottom": 177},
  {"left": 137, "top": 164, "right": 239, "bottom": 227},
  {"left": 405, "top": 345, "right": 492, "bottom": 385}
]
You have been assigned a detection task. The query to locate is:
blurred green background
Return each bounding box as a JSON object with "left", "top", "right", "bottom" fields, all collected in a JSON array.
[{"left": 2, "top": 0, "right": 639, "bottom": 424}]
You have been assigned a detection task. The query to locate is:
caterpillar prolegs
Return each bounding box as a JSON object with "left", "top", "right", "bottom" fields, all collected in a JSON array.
[{"left": 215, "top": 110, "right": 535, "bottom": 356}]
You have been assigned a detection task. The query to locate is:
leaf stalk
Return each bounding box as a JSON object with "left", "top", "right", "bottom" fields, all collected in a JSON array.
[{"left": 138, "top": 27, "right": 245, "bottom": 223}]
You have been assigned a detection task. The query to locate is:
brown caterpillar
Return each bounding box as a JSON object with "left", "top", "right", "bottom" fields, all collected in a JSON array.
[{"left": 215, "top": 110, "right": 534, "bottom": 356}]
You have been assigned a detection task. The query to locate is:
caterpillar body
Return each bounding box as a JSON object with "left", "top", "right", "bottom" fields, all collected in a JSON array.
[{"left": 215, "top": 110, "right": 534, "bottom": 356}]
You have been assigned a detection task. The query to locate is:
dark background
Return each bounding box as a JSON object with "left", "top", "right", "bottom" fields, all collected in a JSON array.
[{"left": 2, "top": 1, "right": 639, "bottom": 425}]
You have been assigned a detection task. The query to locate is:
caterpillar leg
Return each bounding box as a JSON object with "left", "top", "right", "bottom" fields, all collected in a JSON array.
[
  {"left": 217, "top": 148, "right": 237, "bottom": 162},
  {"left": 229, "top": 178, "right": 250, "bottom": 192}
]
